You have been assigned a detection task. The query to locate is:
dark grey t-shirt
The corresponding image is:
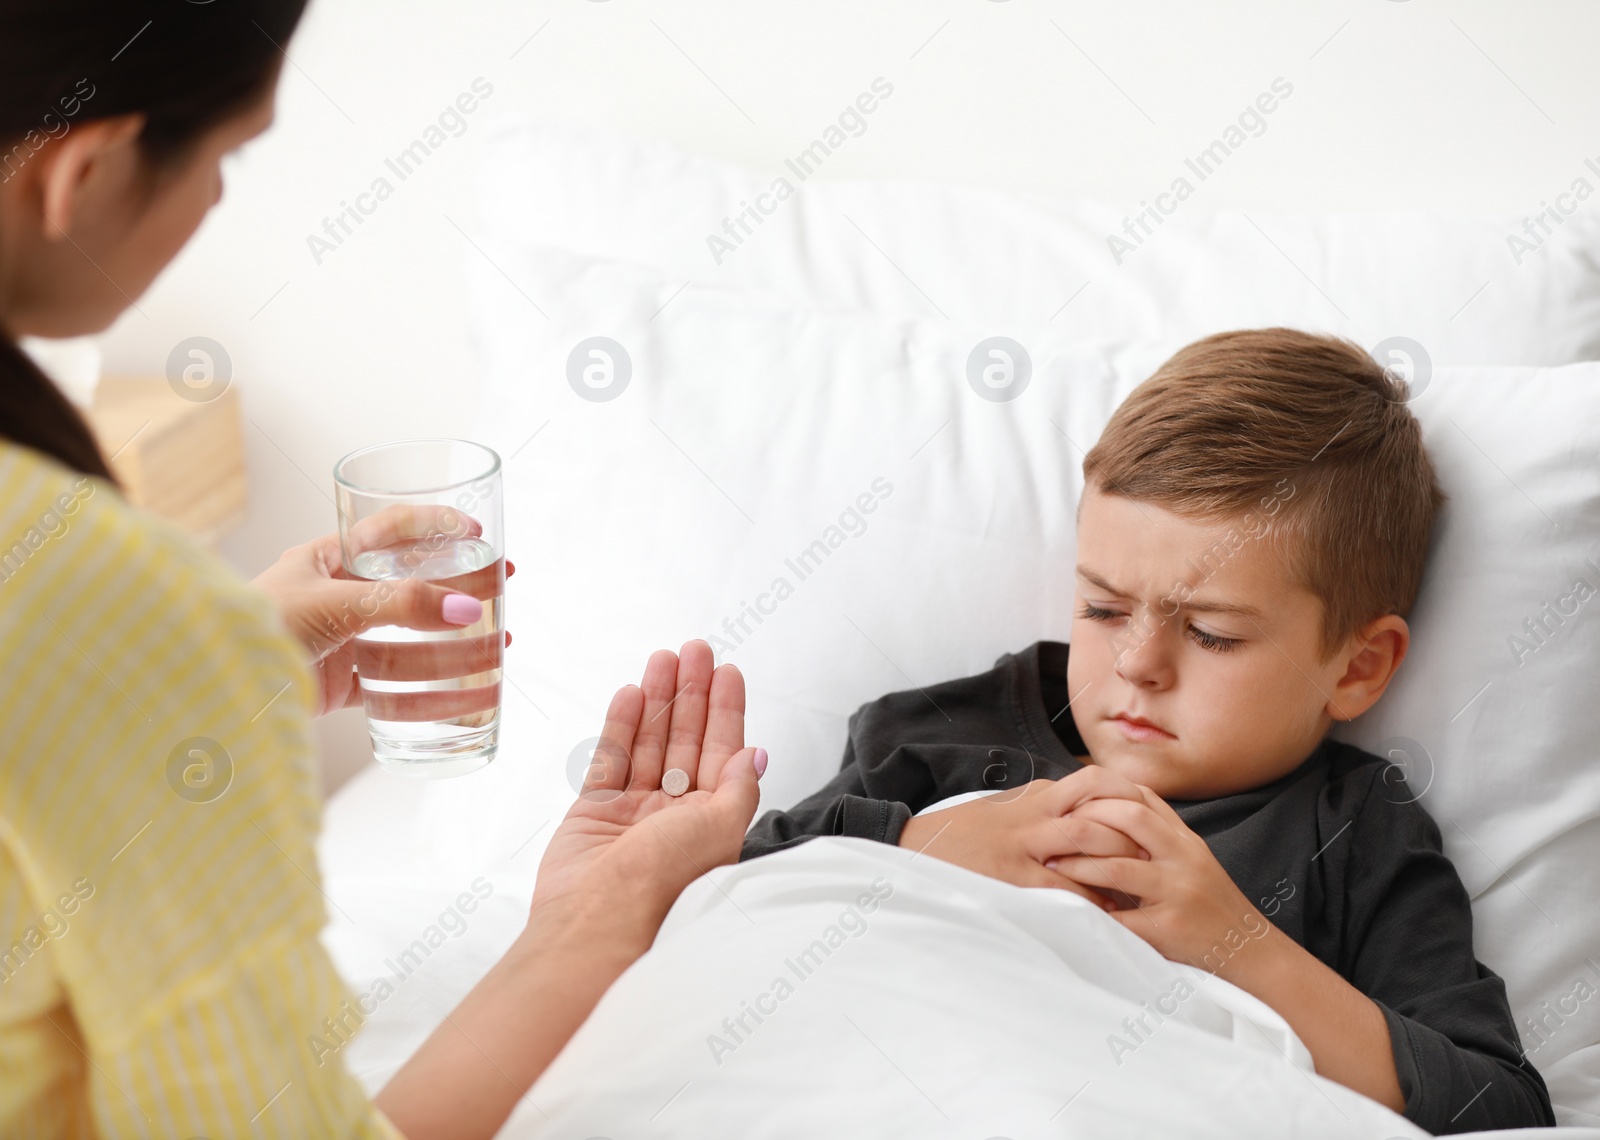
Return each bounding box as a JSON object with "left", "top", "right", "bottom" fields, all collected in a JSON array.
[{"left": 741, "top": 640, "right": 1554, "bottom": 1134}]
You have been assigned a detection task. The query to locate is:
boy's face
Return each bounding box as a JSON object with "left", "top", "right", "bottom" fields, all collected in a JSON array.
[{"left": 1066, "top": 485, "right": 1378, "bottom": 801}]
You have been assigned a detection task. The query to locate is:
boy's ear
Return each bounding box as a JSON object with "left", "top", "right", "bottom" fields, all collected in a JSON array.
[
  {"left": 1328, "top": 614, "right": 1410, "bottom": 721},
  {"left": 34, "top": 114, "right": 146, "bottom": 238}
]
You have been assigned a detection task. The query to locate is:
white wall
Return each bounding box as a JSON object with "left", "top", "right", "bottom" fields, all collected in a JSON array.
[{"left": 93, "top": 0, "right": 1600, "bottom": 785}]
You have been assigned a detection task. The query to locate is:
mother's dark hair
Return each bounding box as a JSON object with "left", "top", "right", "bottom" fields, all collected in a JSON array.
[{"left": 0, "top": 0, "right": 310, "bottom": 484}]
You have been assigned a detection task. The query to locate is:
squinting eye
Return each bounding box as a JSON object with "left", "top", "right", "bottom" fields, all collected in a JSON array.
[
  {"left": 1078, "top": 603, "right": 1124, "bottom": 623},
  {"left": 1188, "top": 624, "right": 1242, "bottom": 653}
]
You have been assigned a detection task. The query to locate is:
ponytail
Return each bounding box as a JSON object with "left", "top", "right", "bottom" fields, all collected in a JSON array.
[{"left": 0, "top": 333, "right": 118, "bottom": 486}]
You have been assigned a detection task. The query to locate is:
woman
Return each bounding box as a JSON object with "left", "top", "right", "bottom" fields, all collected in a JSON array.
[{"left": 0, "top": 3, "right": 767, "bottom": 1136}]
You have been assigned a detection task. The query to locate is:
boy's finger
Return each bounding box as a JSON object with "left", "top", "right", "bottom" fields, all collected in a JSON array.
[
  {"left": 1104, "top": 905, "right": 1159, "bottom": 939},
  {"left": 1062, "top": 798, "right": 1177, "bottom": 861},
  {"left": 587, "top": 685, "right": 644, "bottom": 794},
  {"left": 1047, "top": 764, "right": 1149, "bottom": 814},
  {"left": 1047, "top": 853, "right": 1159, "bottom": 900},
  {"left": 1133, "top": 782, "right": 1188, "bottom": 828},
  {"left": 662, "top": 640, "right": 714, "bottom": 791},
  {"left": 1037, "top": 814, "right": 1147, "bottom": 863},
  {"left": 1019, "top": 862, "right": 1115, "bottom": 909}
]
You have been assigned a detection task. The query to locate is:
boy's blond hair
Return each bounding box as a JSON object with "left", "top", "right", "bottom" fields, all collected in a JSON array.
[{"left": 1081, "top": 328, "right": 1446, "bottom": 661}]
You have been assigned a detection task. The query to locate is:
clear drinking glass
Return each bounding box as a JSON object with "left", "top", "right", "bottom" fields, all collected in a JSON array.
[{"left": 334, "top": 439, "right": 504, "bottom": 778}]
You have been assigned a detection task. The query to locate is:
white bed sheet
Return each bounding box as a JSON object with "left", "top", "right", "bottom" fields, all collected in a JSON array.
[{"left": 319, "top": 780, "right": 1598, "bottom": 1138}]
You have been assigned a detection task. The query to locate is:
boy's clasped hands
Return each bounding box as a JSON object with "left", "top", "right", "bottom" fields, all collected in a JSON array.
[{"left": 898, "top": 772, "right": 1267, "bottom": 975}]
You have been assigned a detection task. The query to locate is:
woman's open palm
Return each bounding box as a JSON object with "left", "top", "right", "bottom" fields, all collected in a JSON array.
[{"left": 532, "top": 641, "right": 764, "bottom": 918}]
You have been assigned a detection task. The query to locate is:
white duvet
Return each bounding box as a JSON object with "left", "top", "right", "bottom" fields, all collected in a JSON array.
[
  {"left": 322, "top": 770, "right": 1596, "bottom": 1139},
  {"left": 509, "top": 836, "right": 1430, "bottom": 1139}
]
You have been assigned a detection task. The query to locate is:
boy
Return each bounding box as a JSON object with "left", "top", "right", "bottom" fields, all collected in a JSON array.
[{"left": 741, "top": 328, "right": 1554, "bottom": 1134}]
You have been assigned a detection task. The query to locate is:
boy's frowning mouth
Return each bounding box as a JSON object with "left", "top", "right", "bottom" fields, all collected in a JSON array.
[{"left": 1109, "top": 711, "right": 1176, "bottom": 741}]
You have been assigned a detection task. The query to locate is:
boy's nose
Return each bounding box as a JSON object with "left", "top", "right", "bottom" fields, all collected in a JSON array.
[{"left": 1112, "top": 619, "right": 1174, "bottom": 690}]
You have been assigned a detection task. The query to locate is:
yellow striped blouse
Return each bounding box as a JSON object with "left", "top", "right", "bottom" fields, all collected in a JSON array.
[{"left": 0, "top": 440, "right": 404, "bottom": 1138}]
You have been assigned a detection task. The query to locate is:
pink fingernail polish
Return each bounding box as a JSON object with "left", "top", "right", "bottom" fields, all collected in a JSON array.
[
  {"left": 442, "top": 593, "right": 482, "bottom": 624},
  {"left": 753, "top": 748, "right": 768, "bottom": 777}
]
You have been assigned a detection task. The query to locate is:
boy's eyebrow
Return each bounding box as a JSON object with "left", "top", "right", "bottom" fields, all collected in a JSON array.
[
  {"left": 1076, "top": 565, "right": 1129, "bottom": 598},
  {"left": 1181, "top": 595, "right": 1265, "bottom": 620},
  {"left": 1075, "top": 564, "right": 1265, "bottom": 620}
]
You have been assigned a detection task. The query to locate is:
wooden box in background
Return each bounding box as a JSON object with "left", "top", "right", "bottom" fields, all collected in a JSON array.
[{"left": 85, "top": 376, "right": 248, "bottom": 546}]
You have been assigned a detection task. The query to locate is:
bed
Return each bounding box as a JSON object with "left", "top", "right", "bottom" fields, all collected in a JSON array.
[{"left": 318, "top": 119, "right": 1600, "bottom": 1137}]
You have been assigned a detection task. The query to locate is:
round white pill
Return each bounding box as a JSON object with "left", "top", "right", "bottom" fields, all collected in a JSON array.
[{"left": 662, "top": 768, "right": 690, "bottom": 797}]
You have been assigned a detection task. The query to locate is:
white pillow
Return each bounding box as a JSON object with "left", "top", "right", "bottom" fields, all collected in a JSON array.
[
  {"left": 1330, "top": 368, "right": 1600, "bottom": 1127},
  {"left": 459, "top": 238, "right": 1600, "bottom": 1122},
  {"left": 477, "top": 118, "right": 1600, "bottom": 367}
]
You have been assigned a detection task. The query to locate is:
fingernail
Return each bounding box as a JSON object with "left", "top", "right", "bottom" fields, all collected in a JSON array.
[
  {"left": 442, "top": 593, "right": 482, "bottom": 624},
  {"left": 1044, "top": 858, "right": 1060, "bottom": 871},
  {"left": 753, "top": 747, "right": 768, "bottom": 777}
]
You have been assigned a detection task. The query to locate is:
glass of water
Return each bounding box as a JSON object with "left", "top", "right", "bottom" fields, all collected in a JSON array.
[{"left": 334, "top": 439, "right": 504, "bottom": 778}]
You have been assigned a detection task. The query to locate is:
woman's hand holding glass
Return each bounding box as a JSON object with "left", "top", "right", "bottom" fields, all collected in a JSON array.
[{"left": 250, "top": 504, "right": 516, "bottom": 720}]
